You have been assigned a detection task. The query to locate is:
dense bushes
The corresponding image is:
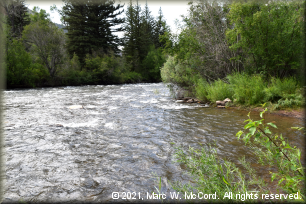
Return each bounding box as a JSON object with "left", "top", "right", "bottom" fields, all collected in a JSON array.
[
  {"left": 226, "top": 1, "right": 304, "bottom": 78},
  {"left": 6, "top": 39, "right": 49, "bottom": 87},
  {"left": 163, "top": 65, "right": 304, "bottom": 108},
  {"left": 227, "top": 73, "right": 267, "bottom": 105}
]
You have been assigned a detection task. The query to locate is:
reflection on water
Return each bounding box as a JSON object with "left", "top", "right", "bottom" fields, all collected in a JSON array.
[{"left": 3, "top": 83, "right": 304, "bottom": 202}]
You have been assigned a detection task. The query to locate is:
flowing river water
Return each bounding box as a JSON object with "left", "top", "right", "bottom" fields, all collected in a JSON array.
[{"left": 2, "top": 83, "right": 305, "bottom": 202}]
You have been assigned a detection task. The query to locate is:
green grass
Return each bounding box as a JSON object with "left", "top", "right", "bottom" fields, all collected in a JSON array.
[
  {"left": 191, "top": 72, "right": 304, "bottom": 109},
  {"left": 227, "top": 72, "right": 267, "bottom": 106}
]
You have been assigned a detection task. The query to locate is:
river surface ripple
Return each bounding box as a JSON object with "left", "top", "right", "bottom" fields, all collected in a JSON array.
[{"left": 2, "top": 83, "right": 304, "bottom": 202}]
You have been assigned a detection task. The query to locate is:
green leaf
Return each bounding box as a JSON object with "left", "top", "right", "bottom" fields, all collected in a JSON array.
[
  {"left": 264, "top": 128, "right": 271, "bottom": 134},
  {"left": 249, "top": 127, "right": 256, "bottom": 135},
  {"left": 290, "top": 165, "right": 296, "bottom": 171},
  {"left": 271, "top": 173, "right": 276, "bottom": 181},
  {"left": 265, "top": 141, "right": 271, "bottom": 148},
  {"left": 236, "top": 131, "right": 243, "bottom": 139},
  {"left": 254, "top": 132, "right": 261, "bottom": 139},
  {"left": 278, "top": 178, "right": 285, "bottom": 185},
  {"left": 285, "top": 144, "right": 292, "bottom": 149},
  {"left": 267, "top": 123, "right": 277, "bottom": 129},
  {"left": 222, "top": 177, "right": 229, "bottom": 185},
  {"left": 244, "top": 122, "right": 254, "bottom": 129}
]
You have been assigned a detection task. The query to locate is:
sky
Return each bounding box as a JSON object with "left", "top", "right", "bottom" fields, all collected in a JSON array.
[{"left": 25, "top": 0, "right": 190, "bottom": 37}]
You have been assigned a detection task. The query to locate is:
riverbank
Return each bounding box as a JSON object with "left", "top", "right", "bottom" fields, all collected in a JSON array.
[
  {"left": 229, "top": 106, "right": 305, "bottom": 120},
  {"left": 173, "top": 97, "right": 305, "bottom": 120}
]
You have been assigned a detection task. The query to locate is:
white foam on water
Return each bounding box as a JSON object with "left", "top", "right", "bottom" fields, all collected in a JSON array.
[
  {"left": 108, "top": 106, "right": 118, "bottom": 111},
  {"left": 157, "top": 103, "right": 196, "bottom": 110},
  {"left": 63, "top": 118, "right": 99, "bottom": 127},
  {"left": 104, "top": 122, "right": 117, "bottom": 129}
]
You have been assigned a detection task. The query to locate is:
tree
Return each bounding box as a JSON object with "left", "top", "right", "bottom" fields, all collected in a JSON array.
[
  {"left": 23, "top": 8, "right": 66, "bottom": 78},
  {"left": 122, "top": 0, "right": 142, "bottom": 72},
  {"left": 0, "top": 0, "right": 30, "bottom": 39},
  {"left": 6, "top": 39, "right": 48, "bottom": 87},
  {"left": 60, "top": 0, "right": 125, "bottom": 68},
  {"left": 226, "top": 1, "right": 304, "bottom": 78},
  {"left": 153, "top": 7, "right": 169, "bottom": 48},
  {"left": 139, "top": 2, "right": 155, "bottom": 60}
]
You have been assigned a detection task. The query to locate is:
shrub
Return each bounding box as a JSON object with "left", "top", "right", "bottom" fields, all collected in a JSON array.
[
  {"left": 161, "top": 56, "right": 199, "bottom": 91},
  {"left": 172, "top": 145, "right": 267, "bottom": 202},
  {"left": 205, "top": 79, "right": 233, "bottom": 102},
  {"left": 6, "top": 39, "right": 49, "bottom": 87},
  {"left": 141, "top": 45, "right": 165, "bottom": 82},
  {"left": 194, "top": 78, "right": 209, "bottom": 102},
  {"left": 227, "top": 72, "right": 266, "bottom": 105},
  {"left": 264, "top": 77, "right": 300, "bottom": 102}
]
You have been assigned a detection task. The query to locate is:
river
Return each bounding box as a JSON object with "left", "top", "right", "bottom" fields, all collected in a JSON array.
[{"left": 2, "top": 83, "right": 304, "bottom": 202}]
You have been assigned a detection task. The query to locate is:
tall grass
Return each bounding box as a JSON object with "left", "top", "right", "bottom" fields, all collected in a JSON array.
[
  {"left": 264, "top": 77, "right": 299, "bottom": 102},
  {"left": 191, "top": 72, "right": 303, "bottom": 108},
  {"left": 227, "top": 73, "right": 267, "bottom": 105},
  {"left": 205, "top": 79, "right": 233, "bottom": 102}
]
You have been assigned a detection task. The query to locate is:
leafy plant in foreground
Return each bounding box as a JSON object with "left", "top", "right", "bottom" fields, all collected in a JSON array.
[
  {"left": 170, "top": 108, "right": 305, "bottom": 202},
  {"left": 236, "top": 107, "right": 305, "bottom": 200},
  {"left": 172, "top": 145, "right": 267, "bottom": 202}
]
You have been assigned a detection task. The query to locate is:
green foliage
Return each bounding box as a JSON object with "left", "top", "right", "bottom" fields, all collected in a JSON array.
[
  {"left": 172, "top": 145, "right": 267, "bottom": 202},
  {"left": 205, "top": 79, "right": 233, "bottom": 102},
  {"left": 264, "top": 77, "right": 300, "bottom": 102},
  {"left": 172, "top": 110, "right": 305, "bottom": 202},
  {"left": 161, "top": 56, "right": 199, "bottom": 91},
  {"left": 194, "top": 78, "right": 209, "bottom": 102},
  {"left": 141, "top": 45, "right": 165, "bottom": 81},
  {"left": 123, "top": 0, "right": 169, "bottom": 78},
  {"left": 6, "top": 39, "right": 49, "bottom": 87},
  {"left": 23, "top": 11, "right": 66, "bottom": 78},
  {"left": 227, "top": 72, "right": 266, "bottom": 105},
  {"left": 57, "top": 53, "right": 94, "bottom": 85},
  {"left": 236, "top": 109, "right": 305, "bottom": 200},
  {"left": 61, "top": 0, "right": 125, "bottom": 67},
  {"left": 30, "top": 6, "right": 51, "bottom": 23},
  {"left": 3, "top": 0, "right": 30, "bottom": 39},
  {"left": 226, "top": 1, "right": 304, "bottom": 77}
]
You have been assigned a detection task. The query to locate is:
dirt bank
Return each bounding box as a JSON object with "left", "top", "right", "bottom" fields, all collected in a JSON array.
[{"left": 230, "top": 106, "right": 305, "bottom": 120}]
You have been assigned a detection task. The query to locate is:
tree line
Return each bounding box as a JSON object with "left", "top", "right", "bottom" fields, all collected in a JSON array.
[{"left": 2, "top": 0, "right": 170, "bottom": 88}]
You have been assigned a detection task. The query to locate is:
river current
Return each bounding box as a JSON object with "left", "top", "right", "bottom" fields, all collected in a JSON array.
[{"left": 2, "top": 83, "right": 304, "bottom": 202}]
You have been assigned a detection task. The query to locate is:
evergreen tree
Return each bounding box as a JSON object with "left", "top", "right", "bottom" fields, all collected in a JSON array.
[
  {"left": 61, "top": 0, "right": 124, "bottom": 68},
  {"left": 122, "top": 0, "right": 142, "bottom": 72},
  {"left": 153, "top": 7, "right": 168, "bottom": 48},
  {"left": 1, "top": 0, "right": 30, "bottom": 39},
  {"left": 139, "top": 2, "right": 155, "bottom": 60}
]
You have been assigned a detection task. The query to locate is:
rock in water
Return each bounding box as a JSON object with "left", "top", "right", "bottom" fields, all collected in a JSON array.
[{"left": 68, "top": 105, "right": 83, "bottom": 109}]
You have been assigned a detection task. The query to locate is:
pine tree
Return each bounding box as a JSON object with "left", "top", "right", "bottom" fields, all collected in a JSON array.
[
  {"left": 153, "top": 7, "right": 168, "bottom": 48},
  {"left": 1, "top": 0, "right": 30, "bottom": 38},
  {"left": 122, "top": 0, "right": 142, "bottom": 72},
  {"left": 139, "top": 2, "right": 155, "bottom": 60},
  {"left": 61, "top": 0, "right": 124, "bottom": 68}
]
